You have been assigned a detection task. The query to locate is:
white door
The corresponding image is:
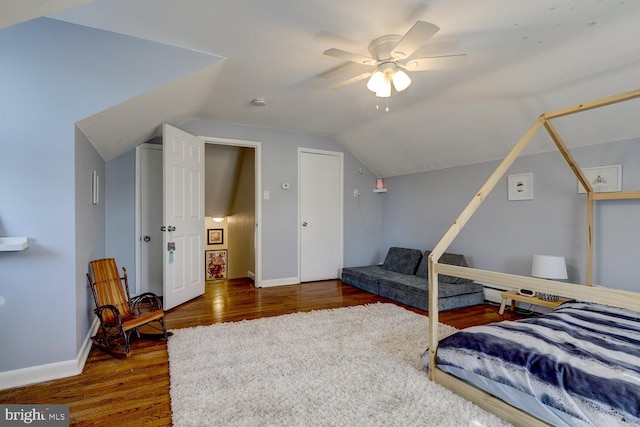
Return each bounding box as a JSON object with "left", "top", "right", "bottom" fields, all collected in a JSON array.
[
  {"left": 162, "top": 124, "right": 205, "bottom": 310},
  {"left": 299, "top": 149, "right": 343, "bottom": 282},
  {"left": 136, "top": 144, "right": 163, "bottom": 296}
]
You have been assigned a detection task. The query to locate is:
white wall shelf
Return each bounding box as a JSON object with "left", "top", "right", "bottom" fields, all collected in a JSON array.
[
  {"left": 0, "top": 237, "right": 29, "bottom": 251},
  {"left": 373, "top": 188, "right": 387, "bottom": 193}
]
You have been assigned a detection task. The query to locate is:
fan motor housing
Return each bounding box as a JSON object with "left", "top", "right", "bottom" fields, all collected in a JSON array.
[{"left": 368, "top": 35, "right": 402, "bottom": 61}]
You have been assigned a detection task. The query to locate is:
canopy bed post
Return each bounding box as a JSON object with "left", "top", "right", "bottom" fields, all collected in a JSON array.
[
  {"left": 427, "top": 258, "right": 439, "bottom": 380},
  {"left": 427, "top": 117, "right": 544, "bottom": 376},
  {"left": 586, "top": 192, "right": 594, "bottom": 286}
]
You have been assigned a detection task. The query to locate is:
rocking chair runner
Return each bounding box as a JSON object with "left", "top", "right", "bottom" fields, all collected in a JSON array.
[{"left": 87, "top": 258, "right": 171, "bottom": 358}]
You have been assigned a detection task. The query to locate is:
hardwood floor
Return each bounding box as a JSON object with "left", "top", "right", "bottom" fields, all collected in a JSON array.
[{"left": 0, "top": 279, "right": 522, "bottom": 426}]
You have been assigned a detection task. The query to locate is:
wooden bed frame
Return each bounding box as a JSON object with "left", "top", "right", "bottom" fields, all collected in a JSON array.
[{"left": 426, "top": 88, "right": 640, "bottom": 426}]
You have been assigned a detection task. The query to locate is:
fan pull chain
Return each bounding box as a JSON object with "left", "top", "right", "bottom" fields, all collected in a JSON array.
[{"left": 375, "top": 96, "right": 391, "bottom": 112}]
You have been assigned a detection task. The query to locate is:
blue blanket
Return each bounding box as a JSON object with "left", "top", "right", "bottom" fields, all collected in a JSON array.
[{"left": 430, "top": 301, "right": 640, "bottom": 426}]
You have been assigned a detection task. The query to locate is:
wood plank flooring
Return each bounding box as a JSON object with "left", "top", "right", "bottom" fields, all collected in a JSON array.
[{"left": 0, "top": 279, "right": 522, "bottom": 426}]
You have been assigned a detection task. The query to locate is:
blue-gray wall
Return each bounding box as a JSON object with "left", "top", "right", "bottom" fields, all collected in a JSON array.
[
  {"left": 381, "top": 138, "right": 640, "bottom": 292},
  {"left": 74, "top": 127, "right": 106, "bottom": 355},
  {"left": 105, "top": 149, "right": 137, "bottom": 287},
  {"left": 0, "top": 18, "right": 218, "bottom": 375}
]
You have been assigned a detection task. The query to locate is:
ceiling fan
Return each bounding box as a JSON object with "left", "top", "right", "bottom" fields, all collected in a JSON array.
[{"left": 323, "top": 21, "right": 466, "bottom": 101}]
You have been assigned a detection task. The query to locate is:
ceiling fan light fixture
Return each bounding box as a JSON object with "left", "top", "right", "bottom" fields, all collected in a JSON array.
[
  {"left": 392, "top": 69, "right": 411, "bottom": 92},
  {"left": 366, "top": 70, "right": 385, "bottom": 93},
  {"left": 375, "top": 77, "right": 392, "bottom": 98}
]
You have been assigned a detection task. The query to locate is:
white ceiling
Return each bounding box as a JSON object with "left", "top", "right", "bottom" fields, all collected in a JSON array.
[{"left": 7, "top": 0, "right": 640, "bottom": 177}]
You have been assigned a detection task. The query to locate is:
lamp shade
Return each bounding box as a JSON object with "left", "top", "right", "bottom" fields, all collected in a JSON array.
[
  {"left": 392, "top": 70, "right": 411, "bottom": 92},
  {"left": 531, "top": 255, "right": 568, "bottom": 280},
  {"left": 375, "top": 78, "right": 392, "bottom": 98},
  {"left": 367, "top": 71, "right": 386, "bottom": 93}
]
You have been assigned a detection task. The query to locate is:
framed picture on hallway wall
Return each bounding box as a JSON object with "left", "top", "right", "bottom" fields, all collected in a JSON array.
[
  {"left": 206, "top": 249, "right": 227, "bottom": 280},
  {"left": 207, "top": 228, "right": 224, "bottom": 245}
]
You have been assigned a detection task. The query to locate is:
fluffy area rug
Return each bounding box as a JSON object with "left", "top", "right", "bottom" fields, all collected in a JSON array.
[{"left": 168, "top": 303, "right": 510, "bottom": 426}]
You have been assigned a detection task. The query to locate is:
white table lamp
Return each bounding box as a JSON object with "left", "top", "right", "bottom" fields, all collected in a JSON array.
[{"left": 530, "top": 255, "right": 567, "bottom": 301}]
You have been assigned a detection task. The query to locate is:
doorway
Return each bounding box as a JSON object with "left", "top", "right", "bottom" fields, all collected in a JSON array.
[
  {"left": 203, "top": 141, "right": 257, "bottom": 282},
  {"left": 135, "top": 132, "right": 262, "bottom": 306}
]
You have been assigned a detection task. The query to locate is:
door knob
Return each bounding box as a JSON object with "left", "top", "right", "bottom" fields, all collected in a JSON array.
[
  {"left": 143, "top": 236, "right": 151, "bottom": 242},
  {"left": 302, "top": 221, "right": 308, "bottom": 227}
]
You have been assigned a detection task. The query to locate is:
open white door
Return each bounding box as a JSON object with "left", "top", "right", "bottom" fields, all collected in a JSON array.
[{"left": 162, "top": 124, "right": 205, "bottom": 310}]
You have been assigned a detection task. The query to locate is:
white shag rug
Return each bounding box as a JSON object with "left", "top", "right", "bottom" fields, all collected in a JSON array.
[{"left": 168, "top": 303, "right": 510, "bottom": 426}]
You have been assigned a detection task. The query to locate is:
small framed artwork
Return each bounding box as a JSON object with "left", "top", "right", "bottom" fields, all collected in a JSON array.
[
  {"left": 508, "top": 173, "right": 534, "bottom": 201},
  {"left": 577, "top": 164, "right": 622, "bottom": 193},
  {"left": 205, "top": 249, "right": 227, "bottom": 280},
  {"left": 207, "top": 228, "right": 224, "bottom": 245}
]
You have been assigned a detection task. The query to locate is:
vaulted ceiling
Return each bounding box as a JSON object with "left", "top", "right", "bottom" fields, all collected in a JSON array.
[{"left": 5, "top": 0, "right": 640, "bottom": 177}]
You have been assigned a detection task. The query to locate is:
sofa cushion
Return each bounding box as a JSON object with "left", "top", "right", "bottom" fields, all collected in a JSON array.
[
  {"left": 415, "top": 251, "right": 472, "bottom": 284},
  {"left": 381, "top": 247, "right": 423, "bottom": 275},
  {"left": 378, "top": 273, "right": 482, "bottom": 298},
  {"left": 341, "top": 266, "right": 382, "bottom": 294},
  {"left": 415, "top": 251, "right": 432, "bottom": 278},
  {"left": 341, "top": 265, "right": 385, "bottom": 282}
]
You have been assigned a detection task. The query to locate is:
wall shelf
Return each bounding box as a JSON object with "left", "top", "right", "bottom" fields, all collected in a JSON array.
[
  {"left": 373, "top": 188, "right": 387, "bottom": 193},
  {"left": 0, "top": 237, "right": 29, "bottom": 251}
]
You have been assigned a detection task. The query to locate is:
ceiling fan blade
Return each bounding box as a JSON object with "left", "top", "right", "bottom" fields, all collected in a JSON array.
[
  {"left": 391, "top": 21, "right": 439, "bottom": 59},
  {"left": 323, "top": 48, "right": 377, "bottom": 65},
  {"left": 402, "top": 54, "right": 467, "bottom": 71},
  {"left": 328, "top": 72, "right": 373, "bottom": 90}
]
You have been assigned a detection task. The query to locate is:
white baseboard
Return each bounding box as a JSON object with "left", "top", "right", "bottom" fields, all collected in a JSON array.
[
  {"left": 257, "top": 276, "right": 299, "bottom": 288},
  {"left": 482, "top": 284, "right": 513, "bottom": 304},
  {"left": 0, "top": 317, "right": 99, "bottom": 391}
]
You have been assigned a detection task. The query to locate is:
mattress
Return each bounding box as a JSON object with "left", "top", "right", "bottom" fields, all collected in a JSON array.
[{"left": 426, "top": 301, "right": 640, "bottom": 426}]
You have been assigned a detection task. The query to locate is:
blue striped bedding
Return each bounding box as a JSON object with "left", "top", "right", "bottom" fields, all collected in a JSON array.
[{"left": 429, "top": 301, "right": 640, "bottom": 426}]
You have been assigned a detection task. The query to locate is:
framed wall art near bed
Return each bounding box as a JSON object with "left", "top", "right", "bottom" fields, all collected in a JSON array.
[
  {"left": 577, "top": 164, "right": 622, "bottom": 193},
  {"left": 205, "top": 249, "right": 227, "bottom": 280},
  {"left": 507, "top": 173, "right": 533, "bottom": 200}
]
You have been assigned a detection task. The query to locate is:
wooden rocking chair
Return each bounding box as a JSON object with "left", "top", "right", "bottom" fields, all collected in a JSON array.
[{"left": 87, "top": 258, "right": 171, "bottom": 358}]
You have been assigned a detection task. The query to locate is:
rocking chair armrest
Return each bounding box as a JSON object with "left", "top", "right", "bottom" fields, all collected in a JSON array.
[
  {"left": 95, "top": 304, "right": 124, "bottom": 326},
  {"left": 129, "top": 292, "right": 163, "bottom": 313}
]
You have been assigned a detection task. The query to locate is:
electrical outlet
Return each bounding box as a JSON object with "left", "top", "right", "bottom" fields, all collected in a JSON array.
[{"left": 353, "top": 189, "right": 360, "bottom": 197}]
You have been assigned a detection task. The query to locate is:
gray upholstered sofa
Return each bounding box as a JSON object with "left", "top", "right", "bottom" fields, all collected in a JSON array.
[{"left": 341, "top": 247, "right": 485, "bottom": 311}]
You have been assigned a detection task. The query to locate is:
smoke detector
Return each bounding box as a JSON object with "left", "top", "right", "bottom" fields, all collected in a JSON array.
[{"left": 251, "top": 97, "right": 268, "bottom": 106}]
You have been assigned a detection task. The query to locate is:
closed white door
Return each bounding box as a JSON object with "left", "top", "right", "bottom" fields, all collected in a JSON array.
[
  {"left": 299, "top": 149, "right": 343, "bottom": 282},
  {"left": 162, "top": 124, "right": 205, "bottom": 310},
  {"left": 136, "top": 144, "right": 163, "bottom": 296}
]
